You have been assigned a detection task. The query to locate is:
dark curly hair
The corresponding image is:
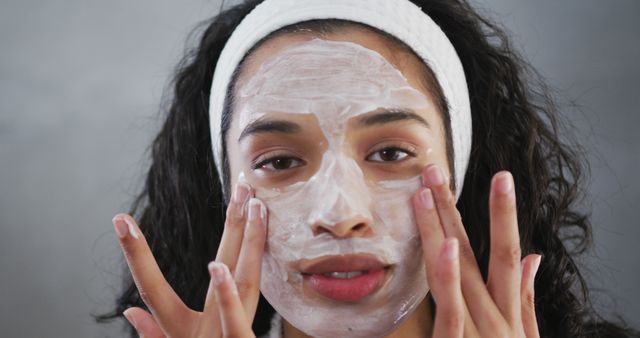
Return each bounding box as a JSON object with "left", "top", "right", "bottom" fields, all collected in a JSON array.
[{"left": 98, "top": 0, "right": 639, "bottom": 337}]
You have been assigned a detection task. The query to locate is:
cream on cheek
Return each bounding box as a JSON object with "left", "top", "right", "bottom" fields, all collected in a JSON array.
[{"left": 236, "top": 38, "right": 436, "bottom": 338}]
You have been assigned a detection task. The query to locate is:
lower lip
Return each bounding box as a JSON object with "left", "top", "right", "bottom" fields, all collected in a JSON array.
[{"left": 305, "top": 268, "right": 387, "bottom": 302}]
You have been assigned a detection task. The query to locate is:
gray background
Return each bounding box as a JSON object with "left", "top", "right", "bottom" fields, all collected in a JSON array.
[{"left": 1, "top": 0, "right": 638, "bottom": 337}]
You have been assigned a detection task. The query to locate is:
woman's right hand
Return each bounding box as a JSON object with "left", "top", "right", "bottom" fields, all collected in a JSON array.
[{"left": 111, "top": 183, "right": 267, "bottom": 338}]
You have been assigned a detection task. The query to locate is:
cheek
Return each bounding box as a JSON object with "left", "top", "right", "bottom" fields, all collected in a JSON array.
[{"left": 371, "top": 177, "right": 423, "bottom": 240}]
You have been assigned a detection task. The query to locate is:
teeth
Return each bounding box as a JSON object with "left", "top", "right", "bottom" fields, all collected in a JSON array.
[{"left": 323, "top": 271, "right": 366, "bottom": 279}]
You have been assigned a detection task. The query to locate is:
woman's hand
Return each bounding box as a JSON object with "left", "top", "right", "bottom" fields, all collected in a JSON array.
[
  {"left": 413, "top": 165, "right": 542, "bottom": 338},
  {"left": 112, "top": 183, "right": 267, "bottom": 338}
]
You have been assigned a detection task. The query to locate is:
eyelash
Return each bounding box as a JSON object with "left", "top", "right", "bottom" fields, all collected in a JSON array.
[
  {"left": 251, "top": 151, "right": 305, "bottom": 172},
  {"left": 366, "top": 144, "right": 417, "bottom": 163},
  {"left": 251, "top": 144, "right": 417, "bottom": 172}
]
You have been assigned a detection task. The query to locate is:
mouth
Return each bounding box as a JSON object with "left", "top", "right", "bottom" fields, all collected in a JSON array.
[{"left": 294, "top": 254, "right": 391, "bottom": 302}]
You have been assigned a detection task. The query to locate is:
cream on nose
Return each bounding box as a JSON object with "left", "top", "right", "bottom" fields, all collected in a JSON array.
[
  {"left": 305, "top": 152, "right": 373, "bottom": 238},
  {"left": 311, "top": 217, "right": 372, "bottom": 238}
]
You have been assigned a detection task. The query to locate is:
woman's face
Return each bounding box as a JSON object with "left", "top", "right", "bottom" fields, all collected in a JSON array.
[{"left": 226, "top": 26, "right": 450, "bottom": 337}]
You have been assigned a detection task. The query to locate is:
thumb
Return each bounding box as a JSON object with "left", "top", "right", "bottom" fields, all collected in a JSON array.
[{"left": 123, "top": 307, "right": 165, "bottom": 338}]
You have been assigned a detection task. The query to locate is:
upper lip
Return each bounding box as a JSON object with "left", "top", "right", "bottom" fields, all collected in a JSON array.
[{"left": 293, "top": 254, "right": 389, "bottom": 274}]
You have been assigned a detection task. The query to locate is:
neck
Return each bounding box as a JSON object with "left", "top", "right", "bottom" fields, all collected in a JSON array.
[{"left": 282, "top": 296, "right": 433, "bottom": 338}]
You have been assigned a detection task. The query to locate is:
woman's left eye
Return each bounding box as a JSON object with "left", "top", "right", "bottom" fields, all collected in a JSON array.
[{"left": 366, "top": 147, "right": 414, "bottom": 162}]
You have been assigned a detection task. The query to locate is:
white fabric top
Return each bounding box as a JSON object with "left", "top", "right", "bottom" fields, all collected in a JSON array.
[{"left": 208, "top": 0, "right": 472, "bottom": 198}]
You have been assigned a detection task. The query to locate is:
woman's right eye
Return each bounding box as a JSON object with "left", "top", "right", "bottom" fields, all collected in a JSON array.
[{"left": 253, "top": 156, "right": 304, "bottom": 172}]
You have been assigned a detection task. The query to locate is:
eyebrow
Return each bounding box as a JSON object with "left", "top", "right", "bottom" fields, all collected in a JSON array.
[
  {"left": 237, "top": 108, "right": 428, "bottom": 142},
  {"left": 238, "top": 117, "right": 302, "bottom": 142},
  {"left": 356, "top": 108, "right": 430, "bottom": 129}
]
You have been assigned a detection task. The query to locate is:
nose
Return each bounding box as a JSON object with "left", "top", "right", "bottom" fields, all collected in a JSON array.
[{"left": 311, "top": 216, "right": 373, "bottom": 238}]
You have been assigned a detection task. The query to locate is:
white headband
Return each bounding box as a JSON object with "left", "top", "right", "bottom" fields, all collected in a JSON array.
[{"left": 209, "top": 0, "right": 472, "bottom": 198}]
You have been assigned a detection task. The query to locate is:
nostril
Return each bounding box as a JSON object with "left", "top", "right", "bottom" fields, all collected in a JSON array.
[
  {"left": 311, "top": 220, "right": 372, "bottom": 238},
  {"left": 352, "top": 223, "right": 367, "bottom": 233}
]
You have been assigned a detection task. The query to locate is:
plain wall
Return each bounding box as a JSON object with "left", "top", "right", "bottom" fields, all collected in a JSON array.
[{"left": 1, "top": 0, "right": 638, "bottom": 336}]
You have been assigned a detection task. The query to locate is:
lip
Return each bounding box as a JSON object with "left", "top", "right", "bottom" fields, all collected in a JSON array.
[{"left": 293, "top": 254, "right": 390, "bottom": 302}]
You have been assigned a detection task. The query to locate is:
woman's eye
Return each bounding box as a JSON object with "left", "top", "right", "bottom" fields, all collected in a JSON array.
[
  {"left": 366, "top": 147, "right": 413, "bottom": 162},
  {"left": 255, "top": 156, "right": 304, "bottom": 171}
]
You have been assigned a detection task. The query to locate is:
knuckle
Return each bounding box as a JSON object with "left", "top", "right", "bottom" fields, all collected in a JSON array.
[
  {"left": 244, "top": 224, "right": 266, "bottom": 247},
  {"left": 496, "top": 244, "right": 522, "bottom": 267},
  {"left": 458, "top": 241, "right": 476, "bottom": 262},
  {"left": 137, "top": 287, "right": 157, "bottom": 308},
  {"left": 523, "top": 289, "right": 536, "bottom": 310},
  {"left": 233, "top": 278, "right": 255, "bottom": 296},
  {"left": 217, "top": 290, "right": 237, "bottom": 308},
  {"left": 136, "top": 281, "right": 169, "bottom": 308},
  {"left": 441, "top": 310, "right": 464, "bottom": 329},
  {"left": 437, "top": 189, "right": 456, "bottom": 206},
  {"left": 418, "top": 221, "right": 437, "bottom": 237},
  {"left": 224, "top": 206, "right": 242, "bottom": 225},
  {"left": 493, "top": 192, "right": 516, "bottom": 211},
  {"left": 436, "top": 263, "right": 457, "bottom": 283}
]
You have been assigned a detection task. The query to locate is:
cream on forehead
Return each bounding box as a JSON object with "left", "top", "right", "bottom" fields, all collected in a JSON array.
[{"left": 237, "top": 38, "right": 434, "bottom": 135}]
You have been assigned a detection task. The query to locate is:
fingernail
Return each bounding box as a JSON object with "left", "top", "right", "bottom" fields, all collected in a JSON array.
[
  {"left": 420, "top": 188, "right": 434, "bottom": 209},
  {"left": 123, "top": 309, "right": 137, "bottom": 329},
  {"left": 248, "top": 198, "right": 265, "bottom": 224},
  {"left": 233, "top": 182, "right": 251, "bottom": 204},
  {"left": 425, "top": 165, "right": 446, "bottom": 186},
  {"left": 444, "top": 238, "right": 459, "bottom": 260},
  {"left": 123, "top": 216, "right": 140, "bottom": 240},
  {"left": 209, "top": 262, "right": 228, "bottom": 285},
  {"left": 495, "top": 171, "right": 513, "bottom": 194},
  {"left": 112, "top": 215, "right": 128, "bottom": 239},
  {"left": 531, "top": 254, "right": 542, "bottom": 279}
]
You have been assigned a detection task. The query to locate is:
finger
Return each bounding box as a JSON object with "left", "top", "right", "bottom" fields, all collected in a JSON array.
[
  {"left": 112, "top": 214, "right": 191, "bottom": 332},
  {"left": 521, "top": 254, "right": 542, "bottom": 338},
  {"left": 432, "top": 238, "right": 464, "bottom": 338},
  {"left": 412, "top": 187, "right": 446, "bottom": 289},
  {"left": 233, "top": 198, "right": 268, "bottom": 319},
  {"left": 422, "top": 165, "right": 501, "bottom": 330},
  {"left": 414, "top": 188, "right": 480, "bottom": 336},
  {"left": 487, "top": 171, "right": 522, "bottom": 324},
  {"left": 201, "top": 264, "right": 223, "bottom": 337},
  {"left": 216, "top": 182, "right": 252, "bottom": 272},
  {"left": 209, "top": 262, "right": 255, "bottom": 338},
  {"left": 123, "top": 307, "right": 164, "bottom": 338}
]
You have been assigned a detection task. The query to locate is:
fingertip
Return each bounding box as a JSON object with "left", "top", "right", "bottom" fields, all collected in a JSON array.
[
  {"left": 122, "top": 307, "right": 164, "bottom": 337},
  {"left": 209, "top": 262, "right": 240, "bottom": 300},
  {"left": 112, "top": 213, "right": 141, "bottom": 240},
  {"left": 126, "top": 216, "right": 141, "bottom": 240},
  {"left": 232, "top": 182, "right": 252, "bottom": 204},
  {"left": 209, "top": 261, "right": 231, "bottom": 286},
  {"left": 122, "top": 308, "right": 137, "bottom": 328},
  {"left": 419, "top": 187, "right": 435, "bottom": 210},
  {"left": 422, "top": 164, "right": 448, "bottom": 188},
  {"left": 112, "top": 215, "right": 129, "bottom": 239},
  {"left": 248, "top": 198, "right": 267, "bottom": 225},
  {"left": 531, "top": 254, "right": 542, "bottom": 279},
  {"left": 491, "top": 171, "right": 514, "bottom": 196}
]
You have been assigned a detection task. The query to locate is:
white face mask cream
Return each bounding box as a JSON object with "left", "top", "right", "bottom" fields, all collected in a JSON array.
[{"left": 235, "top": 38, "right": 436, "bottom": 338}]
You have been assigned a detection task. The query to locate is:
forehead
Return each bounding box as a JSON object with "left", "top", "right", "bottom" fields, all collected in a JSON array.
[{"left": 233, "top": 25, "right": 435, "bottom": 107}]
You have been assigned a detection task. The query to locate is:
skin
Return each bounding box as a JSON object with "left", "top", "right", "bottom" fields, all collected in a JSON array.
[{"left": 113, "top": 26, "right": 542, "bottom": 338}]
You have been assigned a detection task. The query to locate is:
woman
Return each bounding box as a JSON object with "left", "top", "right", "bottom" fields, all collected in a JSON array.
[{"left": 99, "top": 0, "right": 639, "bottom": 337}]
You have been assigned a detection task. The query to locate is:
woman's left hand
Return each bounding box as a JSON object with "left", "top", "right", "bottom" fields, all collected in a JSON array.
[{"left": 412, "top": 165, "right": 542, "bottom": 338}]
